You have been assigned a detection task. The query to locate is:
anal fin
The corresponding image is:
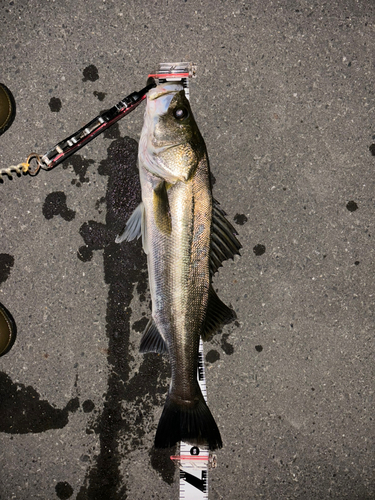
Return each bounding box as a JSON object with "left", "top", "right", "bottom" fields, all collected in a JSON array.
[
  {"left": 140, "top": 319, "right": 168, "bottom": 354},
  {"left": 201, "top": 286, "right": 235, "bottom": 341}
]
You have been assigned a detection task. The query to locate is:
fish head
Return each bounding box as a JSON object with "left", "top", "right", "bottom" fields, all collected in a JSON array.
[{"left": 139, "top": 82, "right": 205, "bottom": 184}]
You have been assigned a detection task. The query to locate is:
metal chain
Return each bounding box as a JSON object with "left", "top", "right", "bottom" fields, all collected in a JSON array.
[
  {"left": 0, "top": 153, "right": 43, "bottom": 181},
  {"left": 0, "top": 163, "right": 28, "bottom": 181}
]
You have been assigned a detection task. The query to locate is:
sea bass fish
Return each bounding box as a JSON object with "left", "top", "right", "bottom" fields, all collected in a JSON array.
[{"left": 116, "top": 82, "right": 241, "bottom": 450}]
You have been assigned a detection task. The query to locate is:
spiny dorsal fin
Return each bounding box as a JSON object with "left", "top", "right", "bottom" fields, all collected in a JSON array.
[
  {"left": 201, "top": 286, "right": 235, "bottom": 341},
  {"left": 139, "top": 319, "right": 168, "bottom": 354},
  {"left": 210, "top": 199, "right": 242, "bottom": 274}
]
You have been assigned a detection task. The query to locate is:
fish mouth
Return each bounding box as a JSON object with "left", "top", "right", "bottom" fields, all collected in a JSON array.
[{"left": 148, "top": 83, "right": 183, "bottom": 101}]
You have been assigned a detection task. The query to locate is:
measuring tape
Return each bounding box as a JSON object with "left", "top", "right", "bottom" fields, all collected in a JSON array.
[{"left": 148, "top": 61, "right": 196, "bottom": 101}]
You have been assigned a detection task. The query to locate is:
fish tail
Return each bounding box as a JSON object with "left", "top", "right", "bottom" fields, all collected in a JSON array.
[{"left": 154, "top": 389, "right": 222, "bottom": 451}]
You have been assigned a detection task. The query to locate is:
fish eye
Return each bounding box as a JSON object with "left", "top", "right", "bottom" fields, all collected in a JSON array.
[{"left": 173, "top": 107, "right": 188, "bottom": 120}]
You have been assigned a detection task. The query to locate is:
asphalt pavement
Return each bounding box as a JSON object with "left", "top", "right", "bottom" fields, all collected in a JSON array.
[{"left": 0, "top": 1, "right": 374, "bottom": 499}]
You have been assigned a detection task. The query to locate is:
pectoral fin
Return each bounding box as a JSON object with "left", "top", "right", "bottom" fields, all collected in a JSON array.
[
  {"left": 153, "top": 181, "right": 172, "bottom": 236},
  {"left": 115, "top": 202, "right": 149, "bottom": 254},
  {"left": 201, "top": 286, "right": 235, "bottom": 341},
  {"left": 116, "top": 202, "right": 144, "bottom": 243},
  {"left": 210, "top": 199, "right": 242, "bottom": 275},
  {"left": 140, "top": 319, "right": 168, "bottom": 354}
]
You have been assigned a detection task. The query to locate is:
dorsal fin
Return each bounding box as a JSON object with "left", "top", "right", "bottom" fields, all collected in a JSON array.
[{"left": 210, "top": 199, "right": 242, "bottom": 274}]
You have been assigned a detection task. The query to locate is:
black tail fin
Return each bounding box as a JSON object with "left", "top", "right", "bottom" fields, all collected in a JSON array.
[{"left": 154, "top": 390, "right": 222, "bottom": 451}]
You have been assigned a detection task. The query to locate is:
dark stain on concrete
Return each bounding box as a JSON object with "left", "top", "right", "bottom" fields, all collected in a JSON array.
[
  {"left": 132, "top": 316, "right": 149, "bottom": 334},
  {"left": 346, "top": 200, "right": 358, "bottom": 212},
  {"left": 253, "top": 244, "right": 266, "bottom": 256},
  {"left": 93, "top": 91, "right": 106, "bottom": 101},
  {"left": 0, "top": 371, "right": 79, "bottom": 434},
  {"left": 42, "top": 192, "right": 76, "bottom": 221},
  {"left": 55, "top": 481, "right": 74, "bottom": 499},
  {"left": 149, "top": 447, "right": 176, "bottom": 485},
  {"left": 234, "top": 213, "right": 248, "bottom": 225},
  {"left": 64, "top": 155, "right": 95, "bottom": 185},
  {"left": 206, "top": 349, "right": 220, "bottom": 363},
  {"left": 48, "top": 97, "right": 62, "bottom": 112},
  {"left": 79, "top": 220, "right": 111, "bottom": 253},
  {"left": 221, "top": 332, "right": 234, "bottom": 355},
  {"left": 103, "top": 121, "right": 121, "bottom": 140},
  {"left": 135, "top": 272, "right": 149, "bottom": 303},
  {"left": 0, "top": 253, "right": 14, "bottom": 284},
  {"left": 82, "top": 64, "right": 99, "bottom": 82},
  {"left": 77, "top": 244, "right": 93, "bottom": 262},
  {"left": 82, "top": 400, "right": 95, "bottom": 413},
  {"left": 95, "top": 196, "right": 106, "bottom": 214},
  {"left": 76, "top": 137, "right": 170, "bottom": 499}
]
